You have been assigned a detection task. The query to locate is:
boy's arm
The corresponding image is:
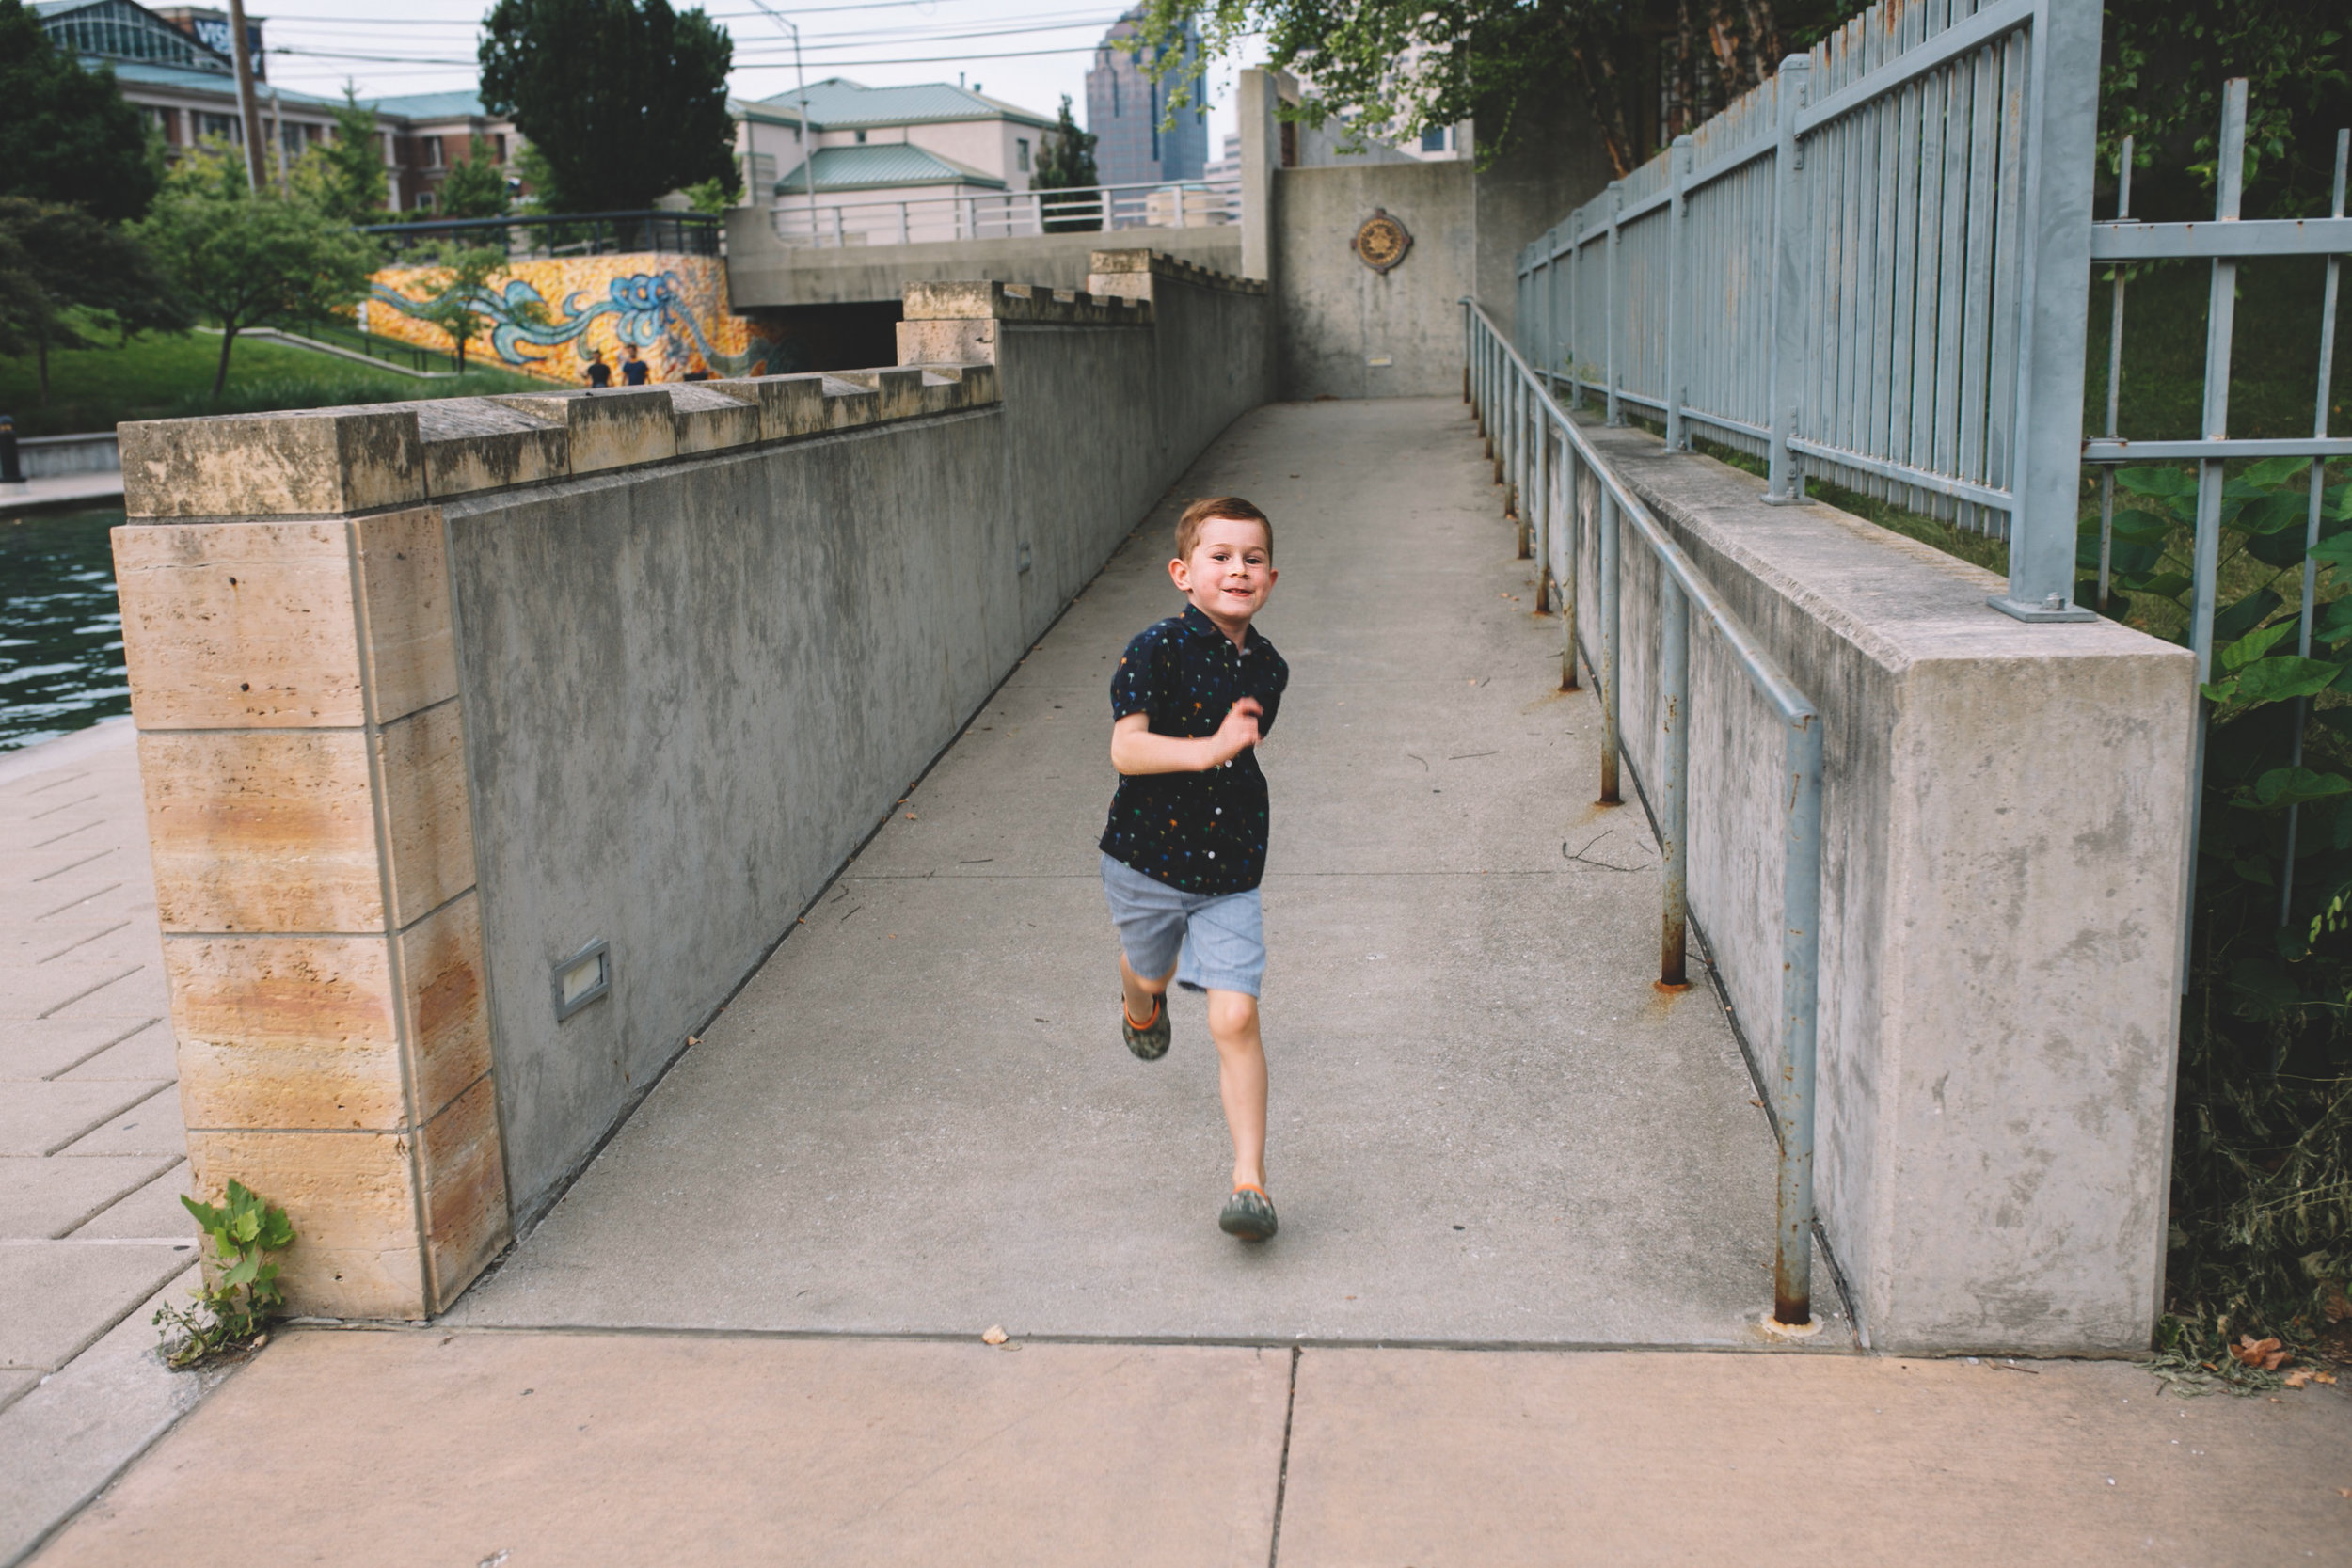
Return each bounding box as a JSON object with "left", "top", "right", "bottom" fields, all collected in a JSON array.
[{"left": 1111, "top": 702, "right": 1263, "bottom": 775}]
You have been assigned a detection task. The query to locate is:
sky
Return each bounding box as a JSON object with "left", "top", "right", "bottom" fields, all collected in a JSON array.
[{"left": 250, "top": 1, "right": 1266, "bottom": 156}]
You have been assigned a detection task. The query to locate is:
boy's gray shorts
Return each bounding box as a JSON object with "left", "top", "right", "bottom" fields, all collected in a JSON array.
[{"left": 1100, "top": 853, "right": 1265, "bottom": 997}]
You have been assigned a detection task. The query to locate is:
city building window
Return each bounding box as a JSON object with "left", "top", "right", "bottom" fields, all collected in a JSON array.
[
  {"left": 1016, "top": 138, "right": 1030, "bottom": 171},
  {"left": 425, "top": 136, "right": 445, "bottom": 167},
  {"left": 854, "top": 128, "right": 867, "bottom": 143},
  {"left": 415, "top": 191, "right": 436, "bottom": 212},
  {"left": 1422, "top": 126, "right": 1448, "bottom": 152},
  {"left": 493, "top": 133, "right": 507, "bottom": 162}
]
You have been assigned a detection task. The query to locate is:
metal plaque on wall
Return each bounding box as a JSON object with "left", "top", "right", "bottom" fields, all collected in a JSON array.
[{"left": 1352, "top": 209, "right": 1412, "bottom": 273}]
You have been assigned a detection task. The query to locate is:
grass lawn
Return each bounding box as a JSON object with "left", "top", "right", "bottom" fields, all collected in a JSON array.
[{"left": 0, "top": 329, "right": 550, "bottom": 436}]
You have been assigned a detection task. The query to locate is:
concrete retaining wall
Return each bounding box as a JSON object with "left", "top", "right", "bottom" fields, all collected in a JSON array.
[
  {"left": 1545, "top": 418, "right": 2195, "bottom": 1354},
  {"left": 726, "top": 214, "right": 1242, "bottom": 308},
  {"left": 18, "top": 432, "right": 120, "bottom": 477},
  {"left": 110, "top": 251, "right": 1272, "bottom": 1314}
]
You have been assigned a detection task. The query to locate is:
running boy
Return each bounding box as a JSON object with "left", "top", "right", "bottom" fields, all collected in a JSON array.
[{"left": 1100, "top": 497, "right": 1289, "bottom": 1241}]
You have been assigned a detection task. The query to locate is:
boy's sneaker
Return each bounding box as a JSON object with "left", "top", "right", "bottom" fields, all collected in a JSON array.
[
  {"left": 1122, "top": 993, "right": 1170, "bottom": 1060},
  {"left": 1218, "top": 1183, "right": 1278, "bottom": 1241}
]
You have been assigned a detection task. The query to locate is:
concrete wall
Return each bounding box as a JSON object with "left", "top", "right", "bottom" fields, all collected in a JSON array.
[
  {"left": 1539, "top": 418, "right": 2195, "bottom": 1354},
  {"left": 17, "top": 432, "right": 120, "bottom": 477},
  {"left": 112, "top": 251, "right": 1271, "bottom": 1312},
  {"left": 726, "top": 214, "right": 1241, "bottom": 307},
  {"left": 1260, "top": 85, "right": 1611, "bottom": 401}
]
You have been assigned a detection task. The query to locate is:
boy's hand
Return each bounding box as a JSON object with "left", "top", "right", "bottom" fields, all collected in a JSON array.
[{"left": 1206, "top": 698, "right": 1263, "bottom": 767}]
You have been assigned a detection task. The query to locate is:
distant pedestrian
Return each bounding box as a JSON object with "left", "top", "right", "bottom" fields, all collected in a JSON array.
[
  {"left": 584, "top": 350, "right": 612, "bottom": 388},
  {"left": 621, "top": 343, "right": 651, "bottom": 385},
  {"left": 1099, "top": 497, "right": 1289, "bottom": 1242}
]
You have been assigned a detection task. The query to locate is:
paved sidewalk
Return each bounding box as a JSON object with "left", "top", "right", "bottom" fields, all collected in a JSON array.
[
  {"left": 447, "top": 397, "right": 1836, "bottom": 1349},
  {"left": 0, "top": 721, "right": 205, "bottom": 1568},
  {"left": 0, "top": 476, "right": 124, "bottom": 515},
  {"left": 32, "top": 1325, "right": 2352, "bottom": 1566}
]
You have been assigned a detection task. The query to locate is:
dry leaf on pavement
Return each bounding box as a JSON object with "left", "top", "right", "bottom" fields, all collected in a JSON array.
[
  {"left": 2229, "top": 1334, "right": 2293, "bottom": 1371},
  {"left": 981, "top": 1324, "right": 1009, "bottom": 1345}
]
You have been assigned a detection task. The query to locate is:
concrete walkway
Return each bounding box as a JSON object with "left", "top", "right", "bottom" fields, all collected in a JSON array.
[
  {"left": 447, "top": 396, "right": 1834, "bottom": 1349},
  {"left": 33, "top": 1326, "right": 2352, "bottom": 1566},
  {"left": 0, "top": 476, "right": 123, "bottom": 515},
  {"left": 0, "top": 721, "right": 209, "bottom": 1568}
]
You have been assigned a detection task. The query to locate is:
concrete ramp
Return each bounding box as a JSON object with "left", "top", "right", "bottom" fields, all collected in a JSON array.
[{"left": 449, "top": 398, "right": 1842, "bottom": 1347}]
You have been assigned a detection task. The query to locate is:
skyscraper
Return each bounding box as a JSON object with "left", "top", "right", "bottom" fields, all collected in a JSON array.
[{"left": 1084, "top": 9, "right": 1206, "bottom": 187}]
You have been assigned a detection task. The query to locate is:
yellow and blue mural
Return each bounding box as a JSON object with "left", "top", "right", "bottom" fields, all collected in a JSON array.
[{"left": 363, "top": 253, "right": 796, "bottom": 384}]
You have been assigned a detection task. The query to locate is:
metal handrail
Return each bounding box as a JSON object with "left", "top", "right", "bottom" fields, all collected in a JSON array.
[
  {"left": 769, "top": 178, "right": 1241, "bottom": 248},
  {"left": 1464, "top": 296, "right": 1826, "bottom": 1333}
]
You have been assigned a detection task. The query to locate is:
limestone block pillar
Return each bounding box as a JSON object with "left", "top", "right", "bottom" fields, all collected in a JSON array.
[
  {"left": 1237, "top": 69, "right": 1284, "bottom": 283},
  {"left": 113, "top": 408, "right": 510, "bottom": 1320}
]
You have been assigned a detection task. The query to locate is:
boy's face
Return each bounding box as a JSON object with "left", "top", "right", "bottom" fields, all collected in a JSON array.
[{"left": 1170, "top": 516, "right": 1276, "bottom": 632}]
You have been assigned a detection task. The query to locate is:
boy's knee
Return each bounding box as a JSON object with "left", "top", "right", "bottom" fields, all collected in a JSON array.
[{"left": 1205, "top": 990, "right": 1260, "bottom": 1037}]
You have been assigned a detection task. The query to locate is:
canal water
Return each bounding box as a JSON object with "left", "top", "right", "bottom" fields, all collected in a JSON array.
[{"left": 0, "top": 505, "right": 130, "bottom": 752}]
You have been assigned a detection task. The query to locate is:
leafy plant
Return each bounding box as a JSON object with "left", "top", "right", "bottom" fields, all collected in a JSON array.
[
  {"left": 2083, "top": 457, "right": 2352, "bottom": 1352},
  {"left": 152, "top": 1180, "right": 295, "bottom": 1369},
  {"left": 290, "top": 87, "right": 390, "bottom": 224}
]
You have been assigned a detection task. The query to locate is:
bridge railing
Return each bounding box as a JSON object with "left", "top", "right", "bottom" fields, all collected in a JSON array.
[
  {"left": 769, "top": 179, "right": 1240, "bottom": 250},
  {"left": 1517, "top": 0, "right": 2101, "bottom": 623},
  {"left": 1465, "top": 298, "right": 1827, "bottom": 1335}
]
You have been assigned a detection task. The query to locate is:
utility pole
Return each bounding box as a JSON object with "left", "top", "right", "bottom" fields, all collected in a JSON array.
[
  {"left": 228, "top": 0, "right": 264, "bottom": 192},
  {"left": 748, "top": 2, "right": 818, "bottom": 240}
]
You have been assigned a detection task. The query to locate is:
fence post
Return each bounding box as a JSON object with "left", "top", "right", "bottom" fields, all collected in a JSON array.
[
  {"left": 1765, "top": 57, "right": 1812, "bottom": 504},
  {"left": 1659, "top": 577, "right": 1690, "bottom": 986},
  {"left": 1597, "top": 488, "right": 1622, "bottom": 804},
  {"left": 1987, "top": 0, "right": 2102, "bottom": 621},
  {"left": 1533, "top": 413, "right": 1551, "bottom": 582},
  {"left": 1604, "top": 182, "right": 1625, "bottom": 427},
  {"left": 1569, "top": 214, "right": 1587, "bottom": 411},
  {"left": 1664, "top": 135, "right": 1693, "bottom": 451}
]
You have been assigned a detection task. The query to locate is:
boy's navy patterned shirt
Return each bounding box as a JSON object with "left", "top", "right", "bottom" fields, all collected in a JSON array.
[{"left": 1100, "top": 605, "right": 1289, "bottom": 894}]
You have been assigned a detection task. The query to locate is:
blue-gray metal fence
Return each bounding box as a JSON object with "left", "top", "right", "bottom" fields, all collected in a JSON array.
[
  {"left": 2079, "top": 87, "right": 2350, "bottom": 955},
  {"left": 1465, "top": 300, "right": 1828, "bottom": 1333},
  {"left": 1517, "top": 0, "right": 2103, "bottom": 622}
]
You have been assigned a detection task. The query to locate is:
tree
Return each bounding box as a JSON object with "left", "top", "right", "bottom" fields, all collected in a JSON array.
[
  {"left": 683, "top": 170, "right": 741, "bottom": 214},
  {"left": 407, "top": 242, "right": 512, "bottom": 372},
  {"left": 0, "top": 0, "right": 163, "bottom": 220},
  {"left": 134, "top": 141, "right": 381, "bottom": 399},
  {"left": 0, "top": 198, "right": 186, "bottom": 404},
  {"left": 479, "top": 0, "right": 737, "bottom": 213},
  {"left": 1034, "top": 94, "right": 1102, "bottom": 232},
  {"left": 1136, "top": 0, "right": 2350, "bottom": 194},
  {"left": 437, "top": 137, "right": 513, "bottom": 219},
  {"left": 292, "top": 88, "right": 390, "bottom": 223}
]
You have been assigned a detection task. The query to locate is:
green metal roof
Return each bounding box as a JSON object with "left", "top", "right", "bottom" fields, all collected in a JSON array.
[
  {"left": 771, "top": 143, "right": 1007, "bottom": 196},
  {"left": 755, "top": 77, "right": 1051, "bottom": 131}
]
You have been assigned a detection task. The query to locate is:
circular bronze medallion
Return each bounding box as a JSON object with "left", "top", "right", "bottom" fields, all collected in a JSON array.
[{"left": 1353, "top": 208, "right": 1412, "bottom": 273}]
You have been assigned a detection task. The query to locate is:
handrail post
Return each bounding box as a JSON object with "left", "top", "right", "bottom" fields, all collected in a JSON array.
[
  {"left": 1560, "top": 423, "right": 1581, "bottom": 691},
  {"left": 1534, "top": 414, "right": 1552, "bottom": 597},
  {"left": 1987, "top": 0, "right": 2102, "bottom": 622},
  {"left": 1659, "top": 578, "right": 1690, "bottom": 986},
  {"left": 1604, "top": 182, "right": 1625, "bottom": 427},
  {"left": 1664, "top": 135, "right": 1693, "bottom": 451},
  {"left": 1772, "top": 711, "right": 1823, "bottom": 1330},
  {"left": 1597, "top": 487, "right": 1622, "bottom": 804},
  {"left": 1765, "top": 56, "right": 1812, "bottom": 504}
]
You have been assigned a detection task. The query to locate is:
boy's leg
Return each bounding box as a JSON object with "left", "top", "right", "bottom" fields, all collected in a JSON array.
[
  {"left": 1120, "top": 952, "right": 1175, "bottom": 1024},
  {"left": 1205, "top": 989, "right": 1268, "bottom": 1190}
]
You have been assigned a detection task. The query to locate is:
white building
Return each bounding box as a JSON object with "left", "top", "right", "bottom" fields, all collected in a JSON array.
[{"left": 736, "top": 78, "right": 1057, "bottom": 243}]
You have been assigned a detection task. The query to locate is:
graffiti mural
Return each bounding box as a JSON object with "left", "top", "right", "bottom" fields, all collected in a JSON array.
[{"left": 363, "top": 253, "right": 801, "bottom": 384}]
